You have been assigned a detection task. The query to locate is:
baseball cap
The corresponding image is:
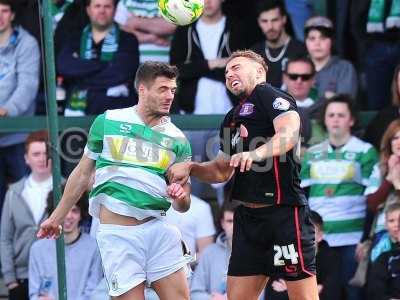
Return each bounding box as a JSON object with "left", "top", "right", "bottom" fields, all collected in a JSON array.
[{"left": 304, "top": 16, "right": 334, "bottom": 37}]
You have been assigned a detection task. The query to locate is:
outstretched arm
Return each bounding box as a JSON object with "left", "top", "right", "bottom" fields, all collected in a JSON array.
[
  {"left": 167, "top": 152, "right": 234, "bottom": 185},
  {"left": 37, "top": 155, "right": 95, "bottom": 238}
]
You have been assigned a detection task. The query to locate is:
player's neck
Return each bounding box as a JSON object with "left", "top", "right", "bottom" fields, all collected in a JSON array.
[
  {"left": 266, "top": 31, "right": 289, "bottom": 49},
  {"left": 200, "top": 11, "right": 224, "bottom": 24},
  {"left": 329, "top": 133, "right": 351, "bottom": 148},
  {"left": 312, "top": 55, "right": 331, "bottom": 72},
  {"left": 135, "top": 104, "right": 166, "bottom": 127},
  {"left": 0, "top": 26, "right": 13, "bottom": 47}
]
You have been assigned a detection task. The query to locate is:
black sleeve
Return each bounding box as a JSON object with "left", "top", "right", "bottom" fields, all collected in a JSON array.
[
  {"left": 257, "top": 87, "right": 298, "bottom": 122},
  {"left": 367, "top": 252, "right": 392, "bottom": 300},
  {"left": 219, "top": 109, "right": 235, "bottom": 155}
]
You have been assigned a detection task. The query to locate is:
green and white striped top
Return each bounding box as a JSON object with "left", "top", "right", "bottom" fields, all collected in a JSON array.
[
  {"left": 300, "top": 136, "right": 380, "bottom": 246},
  {"left": 115, "top": 0, "right": 171, "bottom": 63},
  {"left": 85, "top": 106, "right": 191, "bottom": 220}
]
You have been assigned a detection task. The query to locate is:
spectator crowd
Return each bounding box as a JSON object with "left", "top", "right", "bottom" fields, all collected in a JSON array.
[{"left": 0, "top": 0, "right": 400, "bottom": 299}]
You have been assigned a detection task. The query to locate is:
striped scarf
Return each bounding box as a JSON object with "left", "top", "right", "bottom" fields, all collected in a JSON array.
[
  {"left": 367, "top": 0, "right": 400, "bottom": 32},
  {"left": 80, "top": 23, "right": 120, "bottom": 61}
]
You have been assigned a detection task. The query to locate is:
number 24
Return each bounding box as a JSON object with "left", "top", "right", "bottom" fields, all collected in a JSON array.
[{"left": 273, "top": 244, "right": 299, "bottom": 266}]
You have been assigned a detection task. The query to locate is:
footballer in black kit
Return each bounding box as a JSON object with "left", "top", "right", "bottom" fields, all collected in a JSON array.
[
  {"left": 167, "top": 50, "right": 319, "bottom": 299},
  {"left": 220, "top": 82, "right": 316, "bottom": 281}
]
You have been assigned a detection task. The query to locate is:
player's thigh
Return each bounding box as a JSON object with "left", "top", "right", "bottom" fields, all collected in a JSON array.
[
  {"left": 227, "top": 275, "right": 268, "bottom": 300},
  {"left": 112, "top": 282, "right": 145, "bottom": 300},
  {"left": 151, "top": 268, "right": 189, "bottom": 300},
  {"left": 286, "top": 276, "right": 319, "bottom": 300}
]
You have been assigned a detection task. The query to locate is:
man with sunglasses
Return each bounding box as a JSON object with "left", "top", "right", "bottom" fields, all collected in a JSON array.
[
  {"left": 283, "top": 56, "right": 316, "bottom": 109},
  {"left": 168, "top": 50, "right": 318, "bottom": 300},
  {"left": 282, "top": 56, "right": 323, "bottom": 145}
]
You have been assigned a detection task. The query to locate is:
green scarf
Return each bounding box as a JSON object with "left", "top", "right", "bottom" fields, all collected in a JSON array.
[
  {"left": 80, "top": 23, "right": 120, "bottom": 62},
  {"left": 50, "top": 0, "right": 73, "bottom": 29},
  {"left": 66, "top": 24, "right": 120, "bottom": 115},
  {"left": 367, "top": 0, "right": 400, "bottom": 32}
]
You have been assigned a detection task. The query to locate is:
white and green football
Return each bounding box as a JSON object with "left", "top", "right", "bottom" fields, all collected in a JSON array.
[{"left": 158, "top": 0, "right": 204, "bottom": 26}]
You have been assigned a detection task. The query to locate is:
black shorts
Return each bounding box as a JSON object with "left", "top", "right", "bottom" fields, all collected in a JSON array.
[{"left": 228, "top": 204, "right": 316, "bottom": 281}]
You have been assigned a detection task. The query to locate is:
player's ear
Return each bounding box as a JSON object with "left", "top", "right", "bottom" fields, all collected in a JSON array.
[
  {"left": 256, "top": 66, "right": 265, "bottom": 80},
  {"left": 138, "top": 83, "right": 146, "bottom": 94}
]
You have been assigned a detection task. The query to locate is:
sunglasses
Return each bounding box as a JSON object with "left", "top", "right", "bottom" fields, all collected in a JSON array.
[{"left": 286, "top": 73, "right": 314, "bottom": 81}]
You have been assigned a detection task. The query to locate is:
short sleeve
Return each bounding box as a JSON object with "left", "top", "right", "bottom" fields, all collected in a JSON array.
[
  {"left": 84, "top": 114, "right": 105, "bottom": 160},
  {"left": 360, "top": 147, "right": 380, "bottom": 194},
  {"left": 258, "top": 88, "right": 298, "bottom": 122},
  {"left": 175, "top": 137, "right": 192, "bottom": 163}
]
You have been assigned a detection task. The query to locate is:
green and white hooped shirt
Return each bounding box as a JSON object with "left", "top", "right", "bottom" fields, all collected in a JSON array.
[
  {"left": 115, "top": 0, "right": 171, "bottom": 63},
  {"left": 300, "top": 136, "right": 380, "bottom": 247},
  {"left": 85, "top": 106, "right": 191, "bottom": 220}
]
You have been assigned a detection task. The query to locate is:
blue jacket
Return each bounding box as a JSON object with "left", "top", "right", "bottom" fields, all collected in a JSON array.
[{"left": 0, "top": 26, "right": 39, "bottom": 146}]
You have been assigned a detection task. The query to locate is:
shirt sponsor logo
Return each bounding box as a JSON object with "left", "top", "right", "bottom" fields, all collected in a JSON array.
[
  {"left": 239, "top": 103, "right": 255, "bottom": 116},
  {"left": 273, "top": 97, "right": 290, "bottom": 111},
  {"left": 310, "top": 160, "right": 356, "bottom": 180}
]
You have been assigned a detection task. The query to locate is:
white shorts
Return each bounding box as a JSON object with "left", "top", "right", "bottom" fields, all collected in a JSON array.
[{"left": 96, "top": 219, "right": 188, "bottom": 297}]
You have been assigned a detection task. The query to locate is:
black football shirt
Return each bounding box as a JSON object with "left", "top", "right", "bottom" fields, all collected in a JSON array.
[{"left": 219, "top": 83, "right": 307, "bottom": 206}]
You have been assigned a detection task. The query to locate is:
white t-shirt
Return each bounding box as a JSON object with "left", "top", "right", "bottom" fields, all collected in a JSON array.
[
  {"left": 166, "top": 195, "right": 216, "bottom": 256},
  {"left": 193, "top": 17, "right": 232, "bottom": 115},
  {"left": 22, "top": 175, "right": 53, "bottom": 224}
]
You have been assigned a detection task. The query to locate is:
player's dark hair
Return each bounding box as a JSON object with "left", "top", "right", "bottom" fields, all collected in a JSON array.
[
  {"left": 0, "top": 0, "right": 16, "bottom": 12},
  {"left": 283, "top": 55, "right": 316, "bottom": 75},
  {"left": 256, "top": 0, "right": 287, "bottom": 18},
  {"left": 134, "top": 61, "right": 179, "bottom": 91},
  {"left": 319, "top": 94, "right": 358, "bottom": 130},
  {"left": 46, "top": 186, "right": 89, "bottom": 223},
  {"left": 309, "top": 210, "right": 323, "bottom": 227},
  {"left": 227, "top": 50, "right": 269, "bottom": 75}
]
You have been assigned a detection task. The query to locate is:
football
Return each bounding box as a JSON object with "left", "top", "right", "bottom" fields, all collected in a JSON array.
[{"left": 158, "top": 0, "right": 204, "bottom": 26}]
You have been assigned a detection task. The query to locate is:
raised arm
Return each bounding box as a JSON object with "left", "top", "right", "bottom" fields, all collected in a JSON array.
[{"left": 37, "top": 155, "right": 95, "bottom": 239}]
